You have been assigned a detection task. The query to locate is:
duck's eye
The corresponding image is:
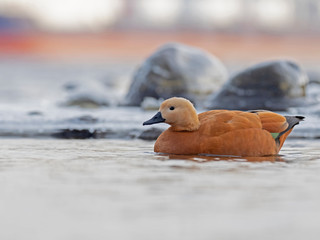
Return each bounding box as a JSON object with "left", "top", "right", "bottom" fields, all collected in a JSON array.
[{"left": 169, "top": 106, "right": 175, "bottom": 111}]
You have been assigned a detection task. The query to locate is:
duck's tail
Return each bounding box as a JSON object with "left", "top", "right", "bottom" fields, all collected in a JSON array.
[{"left": 276, "top": 116, "right": 304, "bottom": 150}]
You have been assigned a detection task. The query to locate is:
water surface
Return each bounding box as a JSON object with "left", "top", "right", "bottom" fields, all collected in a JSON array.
[{"left": 1, "top": 138, "right": 320, "bottom": 240}]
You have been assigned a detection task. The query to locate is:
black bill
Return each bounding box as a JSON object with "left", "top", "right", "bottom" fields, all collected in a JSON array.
[{"left": 143, "top": 112, "right": 165, "bottom": 125}]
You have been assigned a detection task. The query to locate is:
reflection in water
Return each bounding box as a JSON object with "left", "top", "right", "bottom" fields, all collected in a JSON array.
[{"left": 156, "top": 153, "right": 286, "bottom": 163}]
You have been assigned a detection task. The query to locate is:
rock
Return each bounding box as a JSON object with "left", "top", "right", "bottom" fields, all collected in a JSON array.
[
  {"left": 138, "top": 128, "right": 163, "bottom": 140},
  {"left": 61, "top": 81, "right": 112, "bottom": 108},
  {"left": 124, "top": 42, "right": 228, "bottom": 106},
  {"left": 27, "top": 111, "right": 43, "bottom": 116},
  {"left": 63, "top": 96, "right": 110, "bottom": 108},
  {"left": 206, "top": 60, "right": 308, "bottom": 111},
  {"left": 63, "top": 82, "right": 78, "bottom": 91},
  {"left": 52, "top": 129, "right": 97, "bottom": 139}
]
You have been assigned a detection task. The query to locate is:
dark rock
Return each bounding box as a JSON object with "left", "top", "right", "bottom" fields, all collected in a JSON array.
[
  {"left": 124, "top": 42, "right": 228, "bottom": 106},
  {"left": 27, "top": 111, "right": 43, "bottom": 116},
  {"left": 138, "top": 128, "right": 163, "bottom": 140},
  {"left": 52, "top": 129, "right": 97, "bottom": 139},
  {"left": 206, "top": 60, "right": 308, "bottom": 111}
]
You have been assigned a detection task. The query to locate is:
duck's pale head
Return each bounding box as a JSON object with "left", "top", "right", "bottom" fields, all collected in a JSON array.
[{"left": 143, "top": 97, "right": 200, "bottom": 131}]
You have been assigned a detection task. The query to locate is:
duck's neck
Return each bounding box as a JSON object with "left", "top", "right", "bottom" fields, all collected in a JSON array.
[{"left": 170, "top": 114, "right": 200, "bottom": 132}]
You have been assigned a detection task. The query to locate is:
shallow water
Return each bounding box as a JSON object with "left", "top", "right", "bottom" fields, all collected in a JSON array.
[{"left": 1, "top": 138, "right": 320, "bottom": 240}]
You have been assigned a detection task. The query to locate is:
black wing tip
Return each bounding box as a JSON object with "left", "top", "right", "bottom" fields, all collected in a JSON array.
[
  {"left": 275, "top": 115, "right": 305, "bottom": 141},
  {"left": 295, "top": 116, "right": 305, "bottom": 121},
  {"left": 247, "top": 109, "right": 271, "bottom": 113},
  {"left": 284, "top": 115, "right": 305, "bottom": 130}
]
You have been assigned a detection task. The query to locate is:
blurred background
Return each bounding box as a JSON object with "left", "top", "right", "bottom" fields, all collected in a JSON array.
[
  {"left": 0, "top": 0, "right": 319, "bottom": 136},
  {"left": 0, "top": 0, "right": 319, "bottom": 64}
]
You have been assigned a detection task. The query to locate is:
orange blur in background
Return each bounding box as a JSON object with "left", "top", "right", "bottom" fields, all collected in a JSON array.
[{"left": 0, "top": 31, "right": 319, "bottom": 64}]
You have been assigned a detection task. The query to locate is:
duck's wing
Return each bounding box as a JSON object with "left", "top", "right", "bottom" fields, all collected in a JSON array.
[{"left": 250, "top": 111, "right": 288, "bottom": 133}]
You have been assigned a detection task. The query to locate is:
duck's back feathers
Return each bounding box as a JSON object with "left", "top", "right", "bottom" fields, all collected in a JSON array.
[{"left": 198, "top": 110, "right": 262, "bottom": 137}]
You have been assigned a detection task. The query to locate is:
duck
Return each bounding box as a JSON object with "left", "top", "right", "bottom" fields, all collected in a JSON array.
[{"left": 143, "top": 97, "right": 304, "bottom": 157}]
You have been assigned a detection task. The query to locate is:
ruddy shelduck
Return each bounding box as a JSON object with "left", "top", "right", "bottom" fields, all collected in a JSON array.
[{"left": 143, "top": 97, "right": 304, "bottom": 157}]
